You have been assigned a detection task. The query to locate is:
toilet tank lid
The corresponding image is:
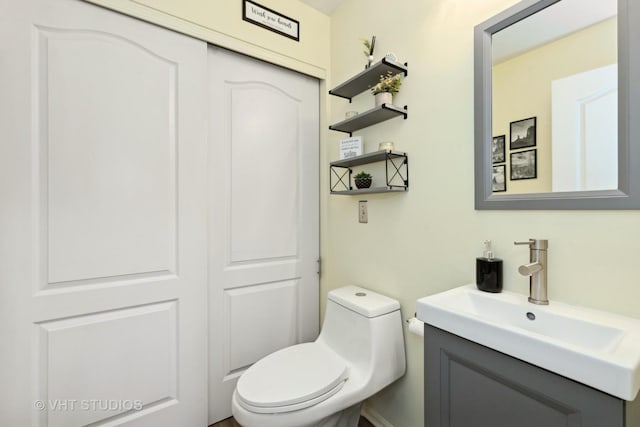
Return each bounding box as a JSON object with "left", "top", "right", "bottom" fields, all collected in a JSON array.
[{"left": 328, "top": 286, "right": 400, "bottom": 318}]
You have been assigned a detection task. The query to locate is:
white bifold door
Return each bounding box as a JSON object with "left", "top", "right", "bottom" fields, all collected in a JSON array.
[
  {"left": 0, "top": 1, "right": 208, "bottom": 426},
  {"left": 207, "top": 47, "right": 320, "bottom": 424}
]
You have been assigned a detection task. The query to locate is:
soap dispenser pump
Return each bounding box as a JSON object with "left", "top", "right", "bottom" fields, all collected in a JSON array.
[{"left": 476, "top": 240, "right": 503, "bottom": 293}]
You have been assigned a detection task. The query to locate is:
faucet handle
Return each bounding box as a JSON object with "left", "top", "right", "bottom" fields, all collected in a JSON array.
[{"left": 514, "top": 239, "right": 548, "bottom": 250}]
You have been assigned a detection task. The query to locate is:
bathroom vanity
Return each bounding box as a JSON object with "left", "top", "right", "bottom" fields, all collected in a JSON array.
[
  {"left": 424, "top": 325, "right": 640, "bottom": 427},
  {"left": 417, "top": 285, "right": 640, "bottom": 427}
]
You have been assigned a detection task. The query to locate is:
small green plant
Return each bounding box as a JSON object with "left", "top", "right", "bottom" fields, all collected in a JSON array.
[
  {"left": 360, "top": 36, "right": 376, "bottom": 68},
  {"left": 371, "top": 71, "right": 402, "bottom": 95},
  {"left": 360, "top": 38, "right": 372, "bottom": 58},
  {"left": 354, "top": 171, "right": 372, "bottom": 179}
]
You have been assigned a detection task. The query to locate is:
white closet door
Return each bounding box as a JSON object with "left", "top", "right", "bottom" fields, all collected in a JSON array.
[
  {"left": 207, "top": 47, "right": 320, "bottom": 424},
  {"left": 0, "top": 1, "right": 208, "bottom": 426}
]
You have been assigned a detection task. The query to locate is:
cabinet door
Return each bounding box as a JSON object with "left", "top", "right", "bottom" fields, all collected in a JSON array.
[{"left": 424, "top": 325, "right": 623, "bottom": 427}]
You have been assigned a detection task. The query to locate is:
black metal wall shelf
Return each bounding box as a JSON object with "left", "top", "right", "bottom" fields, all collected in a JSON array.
[
  {"left": 328, "top": 104, "right": 407, "bottom": 136},
  {"left": 331, "top": 150, "right": 406, "bottom": 167},
  {"left": 330, "top": 187, "right": 408, "bottom": 195},
  {"left": 330, "top": 150, "right": 409, "bottom": 195},
  {"left": 329, "top": 58, "right": 408, "bottom": 102}
]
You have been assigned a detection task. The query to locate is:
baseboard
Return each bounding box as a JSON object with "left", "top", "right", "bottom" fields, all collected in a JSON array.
[{"left": 361, "top": 403, "right": 395, "bottom": 427}]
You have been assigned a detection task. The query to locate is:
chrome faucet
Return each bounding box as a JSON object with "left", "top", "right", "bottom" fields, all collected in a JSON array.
[{"left": 514, "top": 239, "right": 548, "bottom": 305}]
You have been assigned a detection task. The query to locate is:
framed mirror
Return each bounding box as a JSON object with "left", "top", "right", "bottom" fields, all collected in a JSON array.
[{"left": 474, "top": 0, "right": 640, "bottom": 209}]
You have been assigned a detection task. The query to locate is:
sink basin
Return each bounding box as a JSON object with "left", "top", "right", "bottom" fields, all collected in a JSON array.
[{"left": 416, "top": 284, "right": 640, "bottom": 401}]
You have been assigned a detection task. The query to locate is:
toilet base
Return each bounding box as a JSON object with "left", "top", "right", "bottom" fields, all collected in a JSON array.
[
  {"left": 233, "top": 398, "right": 363, "bottom": 427},
  {"left": 317, "top": 402, "right": 362, "bottom": 427}
]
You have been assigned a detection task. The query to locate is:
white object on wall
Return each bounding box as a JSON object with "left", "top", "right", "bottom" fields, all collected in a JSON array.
[{"left": 407, "top": 317, "right": 424, "bottom": 337}]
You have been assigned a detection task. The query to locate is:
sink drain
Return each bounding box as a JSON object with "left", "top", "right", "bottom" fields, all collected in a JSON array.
[{"left": 526, "top": 312, "right": 536, "bottom": 321}]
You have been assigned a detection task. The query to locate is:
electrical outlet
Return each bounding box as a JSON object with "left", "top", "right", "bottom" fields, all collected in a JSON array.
[{"left": 359, "top": 200, "right": 368, "bottom": 223}]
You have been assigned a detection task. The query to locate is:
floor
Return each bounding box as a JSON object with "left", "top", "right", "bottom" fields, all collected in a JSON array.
[
  {"left": 210, "top": 418, "right": 241, "bottom": 427},
  {"left": 210, "top": 416, "right": 375, "bottom": 427}
]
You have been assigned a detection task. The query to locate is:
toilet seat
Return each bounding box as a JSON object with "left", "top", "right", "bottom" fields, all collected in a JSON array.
[{"left": 236, "top": 342, "right": 349, "bottom": 414}]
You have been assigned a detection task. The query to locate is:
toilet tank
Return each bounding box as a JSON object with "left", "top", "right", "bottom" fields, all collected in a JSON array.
[{"left": 317, "top": 286, "right": 406, "bottom": 388}]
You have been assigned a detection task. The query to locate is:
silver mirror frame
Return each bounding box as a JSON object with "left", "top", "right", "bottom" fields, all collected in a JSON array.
[{"left": 474, "top": 0, "right": 640, "bottom": 209}]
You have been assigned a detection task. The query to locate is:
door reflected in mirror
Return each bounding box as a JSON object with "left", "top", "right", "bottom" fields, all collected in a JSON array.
[{"left": 491, "top": 0, "right": 617, "bottom": 194}]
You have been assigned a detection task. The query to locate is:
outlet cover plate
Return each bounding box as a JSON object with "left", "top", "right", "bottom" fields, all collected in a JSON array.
[{"left": 359, "top": 200, "right": 368, "bottom": 223}]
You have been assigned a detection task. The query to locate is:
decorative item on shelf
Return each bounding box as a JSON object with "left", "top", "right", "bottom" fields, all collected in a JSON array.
[
  {"left": 345, "top": 110, "right": 359, "bottom": 119},
  {"left": 384, "top": 52, "right": 398, "bottom": 62},
  {"left": 340, "top": 136, "right": 363, "bottom": 159},
  {"left": 353, "top": 171, "right": 372, "bottom": 189},
  {"left": 378, "top": 141, "right": 395, "bottom": 151},
  {"left": 374, "top": 92, "right": 392, "bottom": 107},
  {"left": 371, "top": 71, "right": 402, "bottom": 107},
  {"left": 360, "top": 36, "right": 376, "bottom": 69}
]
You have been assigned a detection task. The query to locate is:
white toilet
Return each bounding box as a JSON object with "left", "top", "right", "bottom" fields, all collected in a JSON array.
[{"left": 231, "top": 285, "right": 406, "bottom": 427}]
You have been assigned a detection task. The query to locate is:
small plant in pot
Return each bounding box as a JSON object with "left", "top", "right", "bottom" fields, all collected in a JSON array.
[
  {"left": 353, "top": 171, "right": 372, "bottom": 189},
  {"left": 371, "top": 71, "right": 402, "bottom": 107},
  {"left": 360, "top": 35, "right": 376, "bottom": 69}
]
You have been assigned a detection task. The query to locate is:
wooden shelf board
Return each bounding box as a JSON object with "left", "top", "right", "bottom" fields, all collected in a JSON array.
[
  {"left": 329, "top": 104, "right": 407, "bottom": 135},
  {"left": 329, "top": 58, "right": 408, "bottom": 101},
  {"left": 330, "top": 150, "right": 407, "bottom": 168},
  {"left": 330, "top": 186, "right": 408, "bottom": 195}
]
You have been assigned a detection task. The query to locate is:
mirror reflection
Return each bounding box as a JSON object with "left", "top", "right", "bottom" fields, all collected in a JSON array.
[{"left": 491, "top": 0, "right": 617, "bottom": 195}]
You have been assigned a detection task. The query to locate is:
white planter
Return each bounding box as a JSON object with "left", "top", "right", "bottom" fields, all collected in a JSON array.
[{"left": 375, "top": 92, "right": 393, "bottom": 107}]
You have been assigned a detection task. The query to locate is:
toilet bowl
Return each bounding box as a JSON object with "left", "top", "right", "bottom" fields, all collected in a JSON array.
[{"left": 232, "top": 285, "right": 406, "bottom": 427}]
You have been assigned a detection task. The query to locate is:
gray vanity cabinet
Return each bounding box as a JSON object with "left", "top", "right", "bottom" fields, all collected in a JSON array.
[{"left": 424, "top": 325, "right": 640, "bottom": 427}]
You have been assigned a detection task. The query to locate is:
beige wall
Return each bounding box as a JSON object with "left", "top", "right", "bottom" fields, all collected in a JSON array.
[
  {"left": 85, "top": 0, "right": 330, "bottom": 78},
  {"left": 327, "top": 1, "right": 640, "bottom": 426},
  {"left": 492, "top": 17, "right": 617, "bottom": 194}
]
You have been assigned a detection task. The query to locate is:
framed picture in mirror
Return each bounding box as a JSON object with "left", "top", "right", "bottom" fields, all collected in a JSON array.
[
  {"left": 510, "top": 149, "right": 537, "bottom": 180},
  {"left": 492, "top": 164, "right": 506, "bottom": 192},
  {"left": 492, "top": 135, "right": 505, "bottom": 164},
  {"left": 509, "top": 117, "right": 536, "bottom": 150}
]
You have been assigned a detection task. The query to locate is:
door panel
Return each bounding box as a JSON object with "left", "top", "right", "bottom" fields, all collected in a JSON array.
[
  {"left": 37, "top": 302, "right": 178, "bottom": 427},
  {"left": 229, "top": 83, "right": 300, "bottom": 263},
  {"left": 41, "top": 27, "right": 178, "bottom": 285},
  {"left": 225, "top": 281, "right": 298, "bottom": 372},
  {"left": 0, "top": 1, "right": 208, "bottom": 426},
  {"left": 551, "top": 64, "right": 618, "bottom": 192},
  {"left": 208, "top": 47, "right": 319, "bottom": 424}
]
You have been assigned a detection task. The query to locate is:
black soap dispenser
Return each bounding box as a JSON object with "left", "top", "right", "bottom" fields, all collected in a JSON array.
[{"left": 476, "top": 240, "right": 503, "bottom": 293}]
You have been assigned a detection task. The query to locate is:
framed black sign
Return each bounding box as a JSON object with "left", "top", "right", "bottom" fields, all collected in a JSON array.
[{"left": 243, "top": 0, "right": 300, "bottom": 41}]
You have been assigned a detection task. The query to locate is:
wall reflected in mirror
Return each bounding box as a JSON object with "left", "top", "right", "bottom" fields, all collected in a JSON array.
[{"left": 491, "top": 0, "right": 617, "bottom": 194}]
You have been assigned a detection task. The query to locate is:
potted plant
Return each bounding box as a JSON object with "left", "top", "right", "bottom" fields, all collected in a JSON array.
[
  {"left": 353, "top": 171, "right": 372, "bottom": 189},
  {"left": 360, "top": 36, "right": 376, "bottom": 68},
  {"left": 371, "top": 71, "right": 402, "bottom": 107}
]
